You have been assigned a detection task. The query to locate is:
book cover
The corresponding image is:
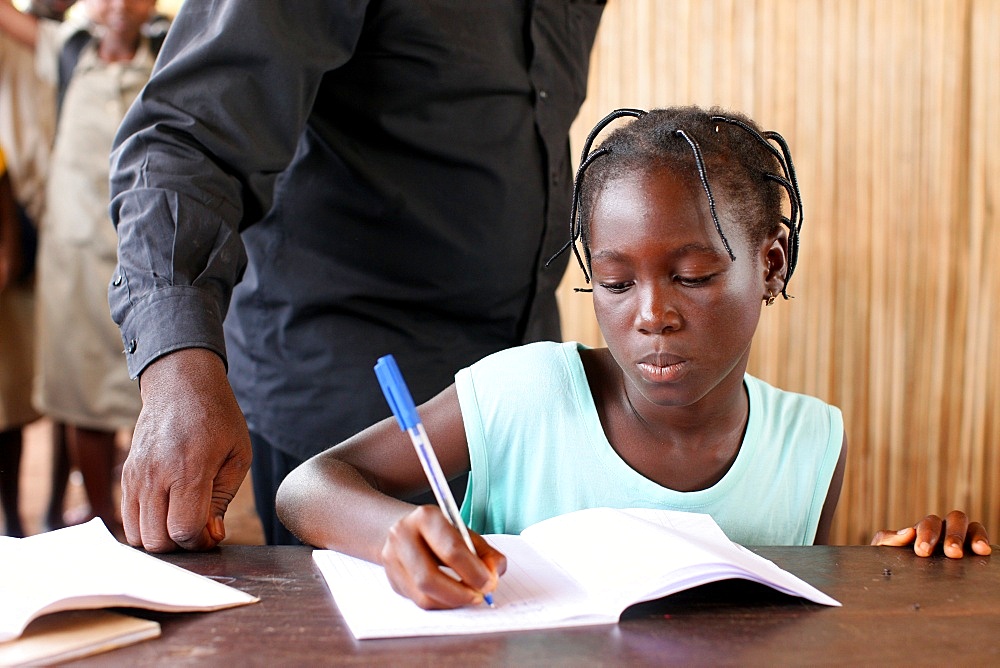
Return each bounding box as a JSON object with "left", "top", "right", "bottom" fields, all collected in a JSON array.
[{"left": 0, "top": 610, "right": 160, "bottom": 666}]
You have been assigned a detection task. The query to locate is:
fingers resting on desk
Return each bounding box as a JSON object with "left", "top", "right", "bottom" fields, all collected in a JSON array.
[
  {"left": 122, "top": 348, "right": 253, "bottom": 552},
  {"left": 870, "top": 510, "right": 992, "bottom": 558}
]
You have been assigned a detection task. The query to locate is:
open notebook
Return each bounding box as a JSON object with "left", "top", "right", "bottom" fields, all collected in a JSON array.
[
  {"left": 313, "top": 507, "right": 840, "bottom": 639},
  {"left": 0, "top": 519, "right": 258, "bottom": 648}
]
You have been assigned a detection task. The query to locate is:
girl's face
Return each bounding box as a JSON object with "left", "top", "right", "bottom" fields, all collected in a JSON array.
[{"left": 588, "top": 165, "right": 784, "bottom": 414}]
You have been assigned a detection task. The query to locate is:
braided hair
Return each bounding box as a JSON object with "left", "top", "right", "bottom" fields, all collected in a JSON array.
[{"left": 548, "top": 106, "right": 803, "bottom": 298}]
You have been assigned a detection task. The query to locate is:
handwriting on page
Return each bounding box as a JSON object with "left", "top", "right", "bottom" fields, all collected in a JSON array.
[
  {"left": 312, "top": 536, "right": 606, "bottom": 639},
  {"left": 312, "top": 507, "right": 840, "bottom": 640}
]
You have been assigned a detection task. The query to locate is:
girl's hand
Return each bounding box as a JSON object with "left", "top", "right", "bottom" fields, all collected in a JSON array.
[
  {"left": 871, "top": 510, "right": 992, "bottom": 558},
  {"left": 379, "top": 505, "right": 506, "bottom": 609}
]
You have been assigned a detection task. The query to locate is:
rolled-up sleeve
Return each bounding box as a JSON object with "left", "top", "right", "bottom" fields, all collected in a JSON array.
[{"left": 109, "top": 0, "right": 368, "bottom": 378}]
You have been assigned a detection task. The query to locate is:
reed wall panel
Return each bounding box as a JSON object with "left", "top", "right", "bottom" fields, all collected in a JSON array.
[{"left": 558, "top": 0, "right": 999, "bottom": 544}]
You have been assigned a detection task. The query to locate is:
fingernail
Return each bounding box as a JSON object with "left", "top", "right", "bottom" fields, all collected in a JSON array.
[
  {"left": 918, "top": 541, "right": 931, "bottom": 554},
  {"left": 211, "top": 515, "right": 226, "bottom": 541},
  {"left": 897, "top": 528, "right": 910, "bottom": 535}
]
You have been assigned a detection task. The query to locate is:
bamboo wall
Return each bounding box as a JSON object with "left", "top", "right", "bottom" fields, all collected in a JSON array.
[{"left": 558, "top": 0, "right": 1000, "bottom": 545}]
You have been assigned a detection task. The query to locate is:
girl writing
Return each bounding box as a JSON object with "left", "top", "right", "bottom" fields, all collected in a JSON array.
[{"left": 276, "top": 106, "right": 990, "bottom": 609}]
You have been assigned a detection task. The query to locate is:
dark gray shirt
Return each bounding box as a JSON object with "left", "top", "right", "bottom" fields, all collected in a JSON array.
[{"left": 110, "top": 0, "right": 604, "bottom": 458}]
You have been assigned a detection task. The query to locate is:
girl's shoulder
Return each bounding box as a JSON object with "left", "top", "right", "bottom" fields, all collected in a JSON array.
[
  {"left": 459, "top": 341, "right": 599, "bottom": 401},
  {"left": 744, "top": 373, "right": 841, "bottom": 413},
  {"left": 469, "top": 343, "right": 617, "bottom": 411},
  {"left": 466, "top": 340, "right": 588, "bottom": 380},
  {"left": 744, "top": 374, "right": 844, "bottom": 444},
  {"left": 456, "top": 341, "right": 597, "bottom": 423}
]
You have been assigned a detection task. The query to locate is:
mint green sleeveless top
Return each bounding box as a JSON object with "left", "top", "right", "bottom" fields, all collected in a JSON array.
[{"left": 458, "top": 341, "right": 843, "bottom": 545}]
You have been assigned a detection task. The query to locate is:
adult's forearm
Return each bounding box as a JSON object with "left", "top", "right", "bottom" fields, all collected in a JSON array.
[{"left": 110, "top": 203, "right": 244, "bottom": 379}]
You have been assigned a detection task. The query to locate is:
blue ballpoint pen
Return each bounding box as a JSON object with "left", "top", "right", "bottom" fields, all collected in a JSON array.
[{"left": 374, "top": 354, "right": 495, "bottom": 607}]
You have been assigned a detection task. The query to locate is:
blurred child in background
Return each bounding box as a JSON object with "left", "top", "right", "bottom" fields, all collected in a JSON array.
[{"left": 0, "top": 0, "right": 162, "bottom": 538}]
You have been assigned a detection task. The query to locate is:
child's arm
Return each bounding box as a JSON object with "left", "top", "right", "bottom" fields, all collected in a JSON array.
[
  {"left": 870, "top": 510, "right": 992, "bottom": 558},
  {"left": 0, "top": 1, "right": 40, "bottom": 49},
  {"left": 813, "top": 434, "right": 848, "bottom": 545},
  {"left": 275, "top": 383, "right": 505, "bottom": 609}
]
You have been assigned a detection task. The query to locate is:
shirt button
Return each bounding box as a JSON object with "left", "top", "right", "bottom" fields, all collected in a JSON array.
[
  {"left": 538, "top": 89, "right": 549, "bottom": 100},
  {"left": 125, "top": 339, "right": 137, "bottom": 354},
  {"left": 112, "top": 274, "right": 123, "bottom": 286}
]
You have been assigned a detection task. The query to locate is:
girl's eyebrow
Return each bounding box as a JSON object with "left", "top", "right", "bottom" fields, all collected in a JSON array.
[
  {"left": 674, "top": 242, "right": 728, "bottom": 257},
  {"left": 590, "top": 242, "right": 726, "bottom": 262}
]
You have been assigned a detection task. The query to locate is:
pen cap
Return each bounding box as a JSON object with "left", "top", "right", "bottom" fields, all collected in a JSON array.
[{"left": 374, "top": 354, "right": 420, "bottom": 431}]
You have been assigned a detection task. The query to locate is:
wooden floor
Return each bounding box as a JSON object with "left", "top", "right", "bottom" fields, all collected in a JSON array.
[{"left": 6, "top": 418, "right": 264, "bottom": 544}]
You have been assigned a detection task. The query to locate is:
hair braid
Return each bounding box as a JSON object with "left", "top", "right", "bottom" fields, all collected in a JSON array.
[{"left": 548, "top": 106, "right": 804, "bottom": 298}]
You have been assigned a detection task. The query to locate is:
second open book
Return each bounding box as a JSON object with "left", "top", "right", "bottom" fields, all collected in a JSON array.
[{"left": 313, "top": 507, "right": 840, "bottom": 639}]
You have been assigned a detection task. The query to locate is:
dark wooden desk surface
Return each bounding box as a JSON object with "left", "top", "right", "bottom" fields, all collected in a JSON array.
[{"left": 67, "top": 545, "right": 998, "bottom": 666}]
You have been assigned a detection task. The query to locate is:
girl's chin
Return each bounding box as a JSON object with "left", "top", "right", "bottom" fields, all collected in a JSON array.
[{"left": 629, "top": 380, "right": 700, "bottom": 409}]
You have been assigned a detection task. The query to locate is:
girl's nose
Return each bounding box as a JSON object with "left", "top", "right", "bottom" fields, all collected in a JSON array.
[{"left": 635, "top": 283, "right": 682, "bottom": 334}]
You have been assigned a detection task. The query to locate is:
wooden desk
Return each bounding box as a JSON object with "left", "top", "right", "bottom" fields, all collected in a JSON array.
[{"left": 68, "top": 545, "right": 997, "bottom": 666}]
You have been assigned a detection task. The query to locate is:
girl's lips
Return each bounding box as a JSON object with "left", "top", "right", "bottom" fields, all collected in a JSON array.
[{"left": 636, "top": 355, "right": 688, "bottom": 382}]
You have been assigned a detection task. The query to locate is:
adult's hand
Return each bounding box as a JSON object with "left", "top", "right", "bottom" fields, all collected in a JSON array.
[{"left": 121, "top": 347, "right": 252, "bottom": 552}]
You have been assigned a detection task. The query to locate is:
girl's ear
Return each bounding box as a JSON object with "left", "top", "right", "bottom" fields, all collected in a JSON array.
[{"left": 761, "top": 226, "right": 789, "bottom": 300}]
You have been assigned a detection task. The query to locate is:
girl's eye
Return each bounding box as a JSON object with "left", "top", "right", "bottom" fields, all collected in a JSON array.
[
  {"left": 676, "top": 274, "right": 714, "bottom": 287},
  {"left": 598, "top": 281, "right": 633, "bottom": 293}
]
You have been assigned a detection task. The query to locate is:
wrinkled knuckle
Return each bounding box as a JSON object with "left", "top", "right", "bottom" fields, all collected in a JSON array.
[
  {"left": 211, "top": 488, "right": 236, "bottom": 506},
  {"left": 143, "top": 537, "right": 178, "bottom": 553},
  {"left": 168, "top": 526, "right": 203, "bottom": 547}
]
